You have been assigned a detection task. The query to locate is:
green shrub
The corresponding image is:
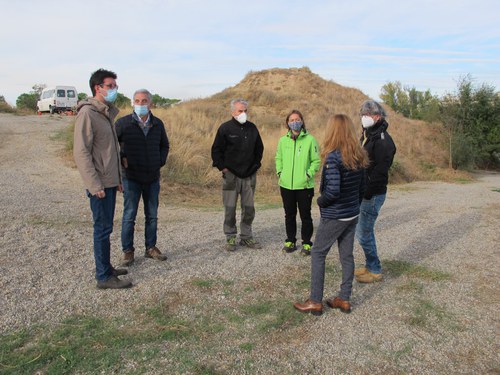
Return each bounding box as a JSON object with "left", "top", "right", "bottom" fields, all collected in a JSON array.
[
  {"left": 0, "top": 101, "right": 15, "bottom": 113},
  {"left": 451, "top": 133, "right": 477, "bottom": 170}
]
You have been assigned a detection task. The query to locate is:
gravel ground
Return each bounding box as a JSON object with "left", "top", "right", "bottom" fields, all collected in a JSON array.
[{"left": 0, "top": 113, "right": 499, "bottom": 374}]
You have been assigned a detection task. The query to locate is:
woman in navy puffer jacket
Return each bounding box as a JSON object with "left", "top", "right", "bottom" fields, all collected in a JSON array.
[{"left": 294, "top": 114, "right": 369, "bottom": 316}]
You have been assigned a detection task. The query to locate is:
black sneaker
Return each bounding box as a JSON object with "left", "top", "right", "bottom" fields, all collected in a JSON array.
[{"left": 282, "top": 241, "right": 297, "bottom": 253}]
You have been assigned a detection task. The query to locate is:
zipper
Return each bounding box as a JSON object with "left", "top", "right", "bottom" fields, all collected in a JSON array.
[{"left": 291, "top": 138, "right": 296, "bottom": 189}]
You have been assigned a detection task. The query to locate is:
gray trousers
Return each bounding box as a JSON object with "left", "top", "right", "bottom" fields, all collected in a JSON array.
[
  {"left": 222, "top": 171, "right": 256, "bottom": 240},
  {"left": 310, "top": 217, "right": 358, "bottom": 302}
]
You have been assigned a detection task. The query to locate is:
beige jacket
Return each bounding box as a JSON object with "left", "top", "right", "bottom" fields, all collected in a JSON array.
[{"left": 73, "top": 98, "right": 121, "bottom": 195}]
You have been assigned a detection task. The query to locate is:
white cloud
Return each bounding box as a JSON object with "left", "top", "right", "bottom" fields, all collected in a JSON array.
[{"left": 0, "top": 0, "right": 498, "bottom": 105}]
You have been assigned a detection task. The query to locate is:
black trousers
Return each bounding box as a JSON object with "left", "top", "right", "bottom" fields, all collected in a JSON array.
[{"left": 280, "top": 187, "right": 314, "bottom": 245}]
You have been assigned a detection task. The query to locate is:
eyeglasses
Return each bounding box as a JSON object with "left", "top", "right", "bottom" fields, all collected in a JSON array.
[{"left": 100, "top": 83, "right": 118, "bottom": 89}]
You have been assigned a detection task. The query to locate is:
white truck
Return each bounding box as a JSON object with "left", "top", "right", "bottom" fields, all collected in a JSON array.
[{"left": 37, "top": 86, "right": 78, "bottom": 114}]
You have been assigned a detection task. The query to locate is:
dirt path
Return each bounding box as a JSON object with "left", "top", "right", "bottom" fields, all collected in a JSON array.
[{"left": 0, "top": 113, "right": 498, "bottom": 373}]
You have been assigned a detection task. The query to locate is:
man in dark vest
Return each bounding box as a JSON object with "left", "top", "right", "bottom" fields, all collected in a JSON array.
[{"left": 115, "top": 89, "right": 169, "bottom": 267}]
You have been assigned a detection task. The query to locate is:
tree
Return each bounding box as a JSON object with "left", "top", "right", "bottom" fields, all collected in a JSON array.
[
  {"left": 440, "top": 75, "right": 500, "bottom": 169},
  {"left": 151, "top": 94, "right": 181, "bottom": 108},
  {"left": 32, "top": 84, "right": 46, "bottom": 97},
  {"left": 78, "top": 92, "right": 88, "bottom": 101},
  {"left": 16, "top": 93, "right": 38, "bottom": 111},
  {"left": 115, "top": 93, "right": 131, "bottom": 108},
  {"left": 380, "top": 81, "right": 440, "bottom": 121},
  {"left": 0, "top": 95, "right": 15, "bottom": 113},
  {"left": 15, "top": 84, "right": 47, "bottom": 112}
]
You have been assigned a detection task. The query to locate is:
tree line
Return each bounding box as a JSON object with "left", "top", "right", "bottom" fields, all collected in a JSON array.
[
  {"left": 380, "top": 75, "right": 499, "bottom": 170},
  {"left": 7, "top": 84, "right": 180, "bottom": 112},
  {"left": 2, "top": 75, "right": 498, "bottom": 171}
]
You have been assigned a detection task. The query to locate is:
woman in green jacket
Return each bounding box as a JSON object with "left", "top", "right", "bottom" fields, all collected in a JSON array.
[{"left": 275, "top": 110, "right": 321, "bottom": 255}]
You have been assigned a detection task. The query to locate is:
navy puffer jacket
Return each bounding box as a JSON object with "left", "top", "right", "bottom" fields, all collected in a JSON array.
[{"left": 316, "top": 150, "right": 365, "bottom": 219}]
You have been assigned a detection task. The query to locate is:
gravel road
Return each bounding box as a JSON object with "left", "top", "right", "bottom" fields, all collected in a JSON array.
[{"left": 0, "top": 113, "right": 498, "bottom": 374}]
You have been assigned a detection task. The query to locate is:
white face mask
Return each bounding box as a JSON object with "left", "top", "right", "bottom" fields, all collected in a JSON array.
[
  {"left": 361, "top": 115, "right": 375, "bottom": 129},
  {"left": 235, "top": 112, "right": 247, "bottom": 124}
]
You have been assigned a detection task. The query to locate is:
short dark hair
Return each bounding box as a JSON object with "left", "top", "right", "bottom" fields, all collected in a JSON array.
[{"left": 89, "top": 68, "right": 117, "bottom": 96}]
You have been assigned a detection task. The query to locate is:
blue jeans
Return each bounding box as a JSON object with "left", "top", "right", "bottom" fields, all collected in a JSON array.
[
  {"left": 121, "top": 177, "right": 160, "bottom": 251},
  {"left": 88, "top": 187, "right": 117, "bottom": 281},
  {"left": 355, "top": 194, "right": 386, "bottom": 274}
]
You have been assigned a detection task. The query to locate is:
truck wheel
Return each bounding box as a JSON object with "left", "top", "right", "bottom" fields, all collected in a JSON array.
[{"left": 49, "top": 106, "right": 54, "bottom": 114}]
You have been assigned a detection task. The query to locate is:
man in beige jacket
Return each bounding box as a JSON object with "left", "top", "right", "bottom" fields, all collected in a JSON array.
[{"left": 74, "top": 68, "right": 132, "bottom": 289}]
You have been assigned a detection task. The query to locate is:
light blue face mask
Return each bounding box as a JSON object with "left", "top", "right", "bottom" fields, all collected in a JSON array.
[
  {"left": 134, "top": 105, "right": 149, "bottom": 117},
  {"left": 103, "top": 88, "right": 118, "bottom": 103},
  {"left": 289, "top": 121, "right": 303, "bottom": 132}
]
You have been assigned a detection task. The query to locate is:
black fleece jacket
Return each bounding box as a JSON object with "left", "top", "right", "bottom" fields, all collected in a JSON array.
[
  {"left": 211, "top": 118, "right": 264, "bottom": 178},
  {"left": 115, "top": 112, "right": 169, "bottom": 184},
  {"left": 361, "top": 119, "right": 396, "bottom": 199}
]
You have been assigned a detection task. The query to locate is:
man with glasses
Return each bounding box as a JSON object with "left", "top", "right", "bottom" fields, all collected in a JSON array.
[
  {"left": 115, "top": 89, "right": 169, "bottom": 267},
  {"left": 74, "top": 68, "right": 132, "bottom": 289}
]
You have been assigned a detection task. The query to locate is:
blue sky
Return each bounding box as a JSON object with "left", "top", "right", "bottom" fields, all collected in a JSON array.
[{"left": 1, "top": 0, "right": 498, "bottom": 105}]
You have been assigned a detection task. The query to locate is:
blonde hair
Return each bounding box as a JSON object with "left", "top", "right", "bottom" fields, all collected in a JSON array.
[{"left": 321, "top": 114, "right": 369, "bottom": 170}]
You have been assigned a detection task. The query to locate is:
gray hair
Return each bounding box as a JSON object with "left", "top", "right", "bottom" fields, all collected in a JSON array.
[
  {"left": 359, "top": 100, "right": 387, "bottom": 118},
  {"left": 133, "top": 89, "right": 153, "bottom": 103},
  {"left": 230, "top": 98, "right": 248, "bottom": 111}
]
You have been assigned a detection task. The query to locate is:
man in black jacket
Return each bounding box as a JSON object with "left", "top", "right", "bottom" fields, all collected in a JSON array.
[
  {"left": 115, "top": 89, "right": 169, "bottom": 266},
  {"left": 354, "top": 100, "right": 396, "bottom": 283},
  {"left": 211, "top": 99, "right": 264, "bottom": 251}
]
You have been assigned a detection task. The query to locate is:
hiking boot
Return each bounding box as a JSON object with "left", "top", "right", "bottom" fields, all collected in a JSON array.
[
  {"left": 282, "top": 241, "right": 297, "bottom": 253},
  {"left": 120, "top": 249, "right": 135, "bottom": 267},
  {"left": 112, "top": 267, "right": 128, "bottom": 276},
  {"left": 240, "top": 238, "right": 262, "bottom": 249},
  {"left": 97, "top": 275, "right": 133, "bottom": 289},
  {"left": 145, "top": 246, "right": 167, "bottom": 261},
  {"left": 354, "top": 267, "right": 368, "bottom": 276},
  {"left": 225, "top": 236, "right": 237, "bottom": 251},
  {"left": 300, "top": 244, "right": 312, "bottom": 256},
  {"left": 355, "top": 271, "right": 383, "bottom": 283}
]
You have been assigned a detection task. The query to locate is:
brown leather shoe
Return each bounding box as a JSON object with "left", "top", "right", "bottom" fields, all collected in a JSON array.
[
  {"left": 121, "top": 249, "right": 135, "bottom": 267},
  {"left": 326, "top": 296, "right": 352, "bottom": 313},
  {"left": 293, "top": 299, "right": 323, "bottom": 316},
  {"left": 145, "top": 246, "right": 167, "bottom": 261}
]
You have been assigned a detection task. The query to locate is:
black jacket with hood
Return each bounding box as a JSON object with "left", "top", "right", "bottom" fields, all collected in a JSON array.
[{"left": 361, "top": 118, "right": 396, "bottom": 199}]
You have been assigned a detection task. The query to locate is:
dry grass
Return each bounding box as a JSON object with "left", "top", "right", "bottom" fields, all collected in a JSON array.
[
  {"left": 104, "top": 67, "right": 466, "bottom": 206},
  {"left": 117, "top": 67, "right": 456, "bottom": 203}
]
